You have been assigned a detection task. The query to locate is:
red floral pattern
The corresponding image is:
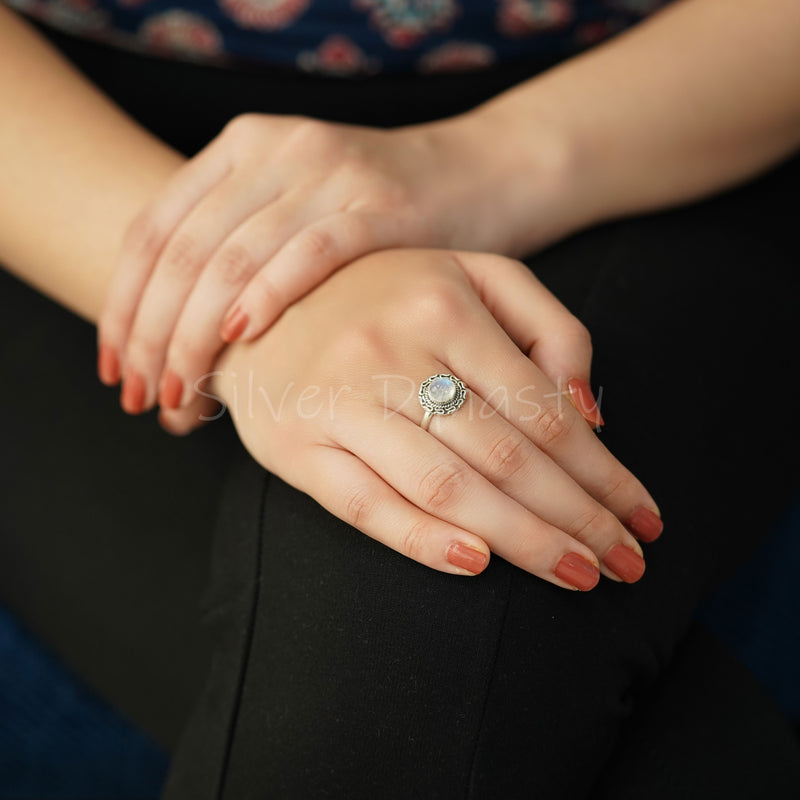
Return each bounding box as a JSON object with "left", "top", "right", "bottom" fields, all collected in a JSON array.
[
  {"left": 418, "top": 41, "right": 494, "bottom": 72},
  {"left": 4, "top": 0, "right": 673, "bottom": 72},
  {"left": 297, "top": 34, "right": 380, "bottom": 74},
  {"left": 141, "top": 10, "right": 223, "bottom": 57},
  {"left": 353, "top": 0, "right": 458, "bottom": 48},
  {"left": 497, "top": 0, "right": 573, "bottom": 37},
  {"left": 219, "top": 0, "right": 309, "bottom": 31}
]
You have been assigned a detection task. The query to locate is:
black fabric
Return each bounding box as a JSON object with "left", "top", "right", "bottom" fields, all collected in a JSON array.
[
  {"left": 592, "top": 623, "right": 800, "bottom": 800},
  {"left": 0, "top": 265, "right": 237, "bottom": 750},
  {"left": 1, "top": 19, "right": 799, "bottom": 799}
]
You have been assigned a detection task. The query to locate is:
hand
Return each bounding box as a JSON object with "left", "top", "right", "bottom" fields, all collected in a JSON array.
[
  {"left": 162, "top": 249, "right": 662, "bottom": 590},
  {"left": 97, "top": 112, "right": 544, "bottom": 414}
]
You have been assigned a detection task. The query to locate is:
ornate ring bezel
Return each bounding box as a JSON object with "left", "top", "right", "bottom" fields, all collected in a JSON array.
[{"left": 418, "top": 373, "right": 467, "bottom": 417}]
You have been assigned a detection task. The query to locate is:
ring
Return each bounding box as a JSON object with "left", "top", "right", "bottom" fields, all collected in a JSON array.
[{"left": 418, "top": 373, "right": 467, "bottom": 431}]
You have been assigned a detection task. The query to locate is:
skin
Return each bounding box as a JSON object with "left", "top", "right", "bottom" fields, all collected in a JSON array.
[
  {"left": 206, "top": 249, "right": 656, "bottom": 586},
  {"left": 94, "top": 0, "right": 800, "bottom": 416},
  {"left": 0, "top": 6, "right": 181, "bottom": 319},
  {"left": 0, "top": 6, "right": 656, "bottom": 587},
  {"left": 3, "top": 0, "right": 798, "bottom": 581}
]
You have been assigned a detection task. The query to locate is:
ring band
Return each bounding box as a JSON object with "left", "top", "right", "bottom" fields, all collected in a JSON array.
[{"left": 418, "top": 373, "right": 467, "bottom": 431}]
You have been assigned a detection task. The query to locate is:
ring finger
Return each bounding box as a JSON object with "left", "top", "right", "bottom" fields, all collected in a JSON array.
[
  {"left": 371, "top": 370, "right": 646, "bottom": 583},
  {"left": 418, "top": 385, "right": 646, "bottom": 583}
]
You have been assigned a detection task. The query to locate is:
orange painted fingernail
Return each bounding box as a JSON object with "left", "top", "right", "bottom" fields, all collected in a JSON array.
[
  {"left": 603, "top": 544, "right": 646, "bottom": 583},
  {"left": 159, "top": 369, "right": 183, "bottom": 410},
  {"left": 625, "top": 507, "right": 663, "bottom": 543},
  {"left": 120, "top": 370, "right": 146, "bottom": 415},
  {"left": 97, "top": 344, "right": 120, "bottom": 386},
  {"left": 567, "top": 378, "right": 605, "bottom": 427},
  {"left": 446, "top": 542, "right": 489, "bottom": 575},
  {"left": 220, "top": 306, "right": 249, "bottom": 343},
  {"left": 555, "top": 553, "right": 600, "bottom": 591}
]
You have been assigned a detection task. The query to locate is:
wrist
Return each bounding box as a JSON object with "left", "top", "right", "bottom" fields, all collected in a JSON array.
[{"left": 456, "top": 94, "right": 590, "bottom": 256}]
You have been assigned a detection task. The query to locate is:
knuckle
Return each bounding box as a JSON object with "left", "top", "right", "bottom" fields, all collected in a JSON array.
[
  {"left": 398, "top": 518, "right": 430, "bottom": 563},
  {"left": 168, "top": 334, "right": 204, "bottom": 371},
  {"left": 565, "top": 317, "right": 593, "bottom": 356},
  {"left": 252, "top": 273, "right": 284, "bottom": 315},
  {"left": 122, "top": 212, "right": 162, "bottom": 261},
  {"left": 340, "top": 163, "right": 396, "bottom": 207},
  {"left": 336, "top": 150, "right": 370, "bottom": 179},
  {"left": 418, "top": 461, "right": 469, "bottom": 511},
  {"left": 128, "top": 333, "right": 162, "bottom": 363},
  {"left": 293, "top": 118, "right": 340, "bottom": 151},
  {"left": 534, "top": 402, "right": 575, "bottom": 448},
  {"left": 566, "top": 506, "right": 609, "bottom": 544},
  {"left": 98, "top": 307, "right": 133, "bottom": 343},
  {"left": 484, "top": 432, "right": 529, "bottom": 483},
  {"left": 413, "top": 281, "right": 470, "bottom": 331},
  {"left": 275, "top": 119, "right": 338, "bottom": 161},
  {"left": 377, "top": 178, "right": 416, "bottom": 212},
  {"left": 342, "top": 484, "right": 375, "bottom": 530},
  {"left": 215, "top": 242, "right": 256, "bottom": 286},
  {"left": 115, "top": 308, "right": 136, "bottom": 335},
  {"left": 293, "top": 226, "right": 338, "bottom": 262},
  {"left": 595, "top": 471, "right": 631, "bottom": 508},
  {"left": 325, "top": 321, "right": 392, "bottom": 369},
  {"left": 222, "top": 112, "right": 259, "bottom": 142},
  {"left": 162, "top": 232, "right": 202, "bottom": 280}
]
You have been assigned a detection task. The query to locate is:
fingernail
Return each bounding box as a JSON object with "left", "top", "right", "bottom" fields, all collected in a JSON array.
[
  {"left": 603, "top": 543, "right": 646, "bottom": 583},
  {"left": 625, "top": 507, "right": 663, "bottom": 543},
  {"left": 567, "top": 378, "right": 605, "bottom": 427},
  {"left": 220, "top": 306, "right": 249, "bottom": 343},
  {"left": 159, "top": 369, "right": 183, "bottom": 410},
  {"left": 97, "top": 344, "right": 120, "bottom": 386},
  {"left": 120, "top": 370, "right": 146, "bottom": 414},
  {"left": 446, "top": 542, "right": 489, "bottom": 575},
  {"left": 555, "top": 553, "right": 600, "bottom": 591}
]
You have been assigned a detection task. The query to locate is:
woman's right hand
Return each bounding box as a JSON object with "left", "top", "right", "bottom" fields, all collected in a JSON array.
[{"left": 164, "top": 249, "right": 662, "bottom": 590}]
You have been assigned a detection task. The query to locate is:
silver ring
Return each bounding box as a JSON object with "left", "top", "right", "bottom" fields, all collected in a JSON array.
[{"left": 418, "top": 373, "right": 467, "bottom": 431}]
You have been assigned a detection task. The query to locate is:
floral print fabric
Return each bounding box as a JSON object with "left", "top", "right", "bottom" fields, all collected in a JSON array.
[{"left": 5, "top": 0, "right": 670, "bottom": 74}]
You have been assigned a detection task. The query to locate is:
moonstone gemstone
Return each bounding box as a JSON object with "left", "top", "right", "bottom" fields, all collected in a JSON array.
[{"left": 428, "top": 376, "right": 457, "bottom": 405}]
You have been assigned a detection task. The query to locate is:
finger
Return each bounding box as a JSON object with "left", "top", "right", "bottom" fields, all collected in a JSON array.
[
  {"left": 98, "top": 137, "right": 231, "bottom": 385},
  {"left": 221, "top": 210, "right": 404, "bottom": 343},
  {"left": 157, "top": 385, "right": 222, "bottom": 436},
  {"left": 120, "top": 175, "right": 283, "bottom": 412},
  {"left": 453, "top": 252, "right": 602, "bottom": 427},
  {"left": 430, "top": 281, "right": 661, "bottom": 542},
  {"left": 297, "top": 445, "right": 491, "bottom": 576},
  {"left": 160, "top": 191, "right": 322, "bottom": 409},
  {"left": 333, "top": 406, "right": 601, "bottom": 591},
  {"left": 410, "top": 387, "right": 645, "bottom": 583}
]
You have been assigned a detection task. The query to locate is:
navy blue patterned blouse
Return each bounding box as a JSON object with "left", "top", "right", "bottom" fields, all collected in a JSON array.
[{"left": 5, "top": 0, "right": 669, "bottom": 74}]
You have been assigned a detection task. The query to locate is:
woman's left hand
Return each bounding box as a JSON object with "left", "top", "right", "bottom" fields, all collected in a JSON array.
[
  {"left": 158, "top": 248, "right": 658, "bottom": 586},
  {"left": 97, "top": 112, "right": 555, "bottom": 413}
]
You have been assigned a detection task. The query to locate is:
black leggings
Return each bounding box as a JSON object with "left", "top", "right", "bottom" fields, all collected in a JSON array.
[{"left": 1, "top": 24, "right": 799, "bottom": 799}]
